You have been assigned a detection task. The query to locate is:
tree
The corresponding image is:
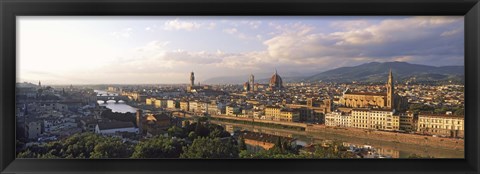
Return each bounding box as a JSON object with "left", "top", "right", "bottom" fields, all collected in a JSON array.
[
  {"left": 180, "top": 137, "right": 239, "bottom": 158},
  {"left": 167, "top": 126, "right": 185, "bottom": 138},
  {"left": 16, "top": 133, "right": 133, "bottom": 159},
  {"left": 131, "top": 136, "right": 184, "bottom": 158},
  {"left": 188, "top": 131, "right": 197, "bottom": 140},
  {"left": 238, "top": 137, "right": 247, "bottom": 151},
  {"left": 454, "top": 108, "right": 464, "bottom": 116},
  {"left": 90, "top": 140, "right": 133, "bottom": 158}
]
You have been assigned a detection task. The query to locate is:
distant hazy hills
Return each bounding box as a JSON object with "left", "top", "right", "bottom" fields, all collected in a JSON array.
[
  {"left": 305, "top": 61, "right": 464, "bottom": 83},
  {"left": 203, "top": 61, "right": 464, "bottom": 84}
]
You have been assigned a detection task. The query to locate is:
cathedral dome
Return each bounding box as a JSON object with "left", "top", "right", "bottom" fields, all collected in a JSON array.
[{"left": 269, "top": 70, "right": 283, "bottom": 89}]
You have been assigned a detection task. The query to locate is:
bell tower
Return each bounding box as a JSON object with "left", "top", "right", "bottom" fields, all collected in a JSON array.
[
  {"left": 190, "top": 72, "right": 195, "bottom": 86},
  {"left": 386, "top": 69, "right": 394, "bottom": 109},
  {"left": 249, "top": 74, "right": 255, "bottom": 92}
]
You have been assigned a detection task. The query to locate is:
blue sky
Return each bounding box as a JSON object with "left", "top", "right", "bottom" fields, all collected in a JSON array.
[{"left": 17, "top": 16, "right": 464, "bottom": 84}]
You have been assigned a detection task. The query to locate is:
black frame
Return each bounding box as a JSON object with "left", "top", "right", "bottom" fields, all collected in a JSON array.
[{"left": 1, "top": 0, "right": 479, "bottom": 173}]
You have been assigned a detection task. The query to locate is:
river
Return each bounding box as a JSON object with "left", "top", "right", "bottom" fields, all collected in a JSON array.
[
  {"left": 94, "top": 90, "right": 138, "bottom": 113},
  {"left": 212, "top": 120, "right": 464, "bottom": 158}
]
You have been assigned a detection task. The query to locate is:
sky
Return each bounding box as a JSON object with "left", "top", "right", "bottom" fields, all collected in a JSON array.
[{"left": 17, "top": 16, "right": 464, "bottom": 85}]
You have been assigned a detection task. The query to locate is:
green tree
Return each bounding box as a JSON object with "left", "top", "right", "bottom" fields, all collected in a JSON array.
[
  {"left": 454, "top": 108, "right": 464, "bottom": 116},
  {"left": 237, "top": 137, "right": 247, "bottom": 151},
  {"left": 180, "top": 137, "right": 239, "bottom": 158},
  {"left": 132, "top": 136, "right": 184, "bottom": 158},
  {"left": 16, "top": 133, "right": 134, "bottom": 159},
  {"left": 90, "top": 140, "right": 133, "bottom": 158},
  {"left": 167, "top": 126, "right": 185, "bottom": 138}
]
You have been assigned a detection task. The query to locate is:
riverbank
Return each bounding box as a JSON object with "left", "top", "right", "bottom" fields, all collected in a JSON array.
[
  {"left": 211, "top": 119, "right": 464, "bottom": 158},
  {"left": 306, "top": 125, "right": 464, "bottom": 151},
  {"left": 209, "top": 115, "right": 464, "bottom": 152}
]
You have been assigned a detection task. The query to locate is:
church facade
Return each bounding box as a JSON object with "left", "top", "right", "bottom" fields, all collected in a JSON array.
[{"left": 339, "top": 70, "right": 400, "bottom": 110}]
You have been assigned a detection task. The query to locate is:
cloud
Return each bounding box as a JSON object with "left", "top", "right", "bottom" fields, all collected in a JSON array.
[
  {"left": 110, "top": 28, "right": 133, "bottom": 38},
  {"left": 223, "top": 28, "right": 238, "bottom": 34},
  {"left": 163, "top": 50, "right": 225, "bottom": 64},
  {"left": 240, "top": 20, "right": 262, "bottom": 29},
  {"left": 104, "top": 16, "right": 464, "bottom": 81},
  {"left": 206, "top": 22, "right": 216, "bottom": 30},
  {"left": 28, "top": 17, "right": 463, "bottom": 84},
  {"left": 262, "top": 16, "right": 464, "bottom": 67},
  {"left": 222, "top": 27, "right": 262, "bottom": 40},
  {"left": 164, "top": 19, "right": 202, "bottom": 31},
  {"left": 441, "top": 28, "right": 462, "bottom": 37}
]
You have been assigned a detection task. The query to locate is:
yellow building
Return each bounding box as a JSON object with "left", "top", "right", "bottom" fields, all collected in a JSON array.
[
  {"left": 278, "top": 109, "right": 300, "bottom": 122},
  {"left": 325, "top": 111, "right": 351, "bottom": 127},
  {"left": 226, "top": 105, "right": 241, "bottom": 116},
  {"left": 154, "top": 99, "right": 167, "bottom": 108},
  {"left": 417, "top": 114, "right": 464, "bottom": 138},
  {"left": 286, "top": 98, "right": 331, "bottom": 122},
  {"left": 340, "top": 92, "right": 387, "bottom": 108},
  {"left": 399, "top": 111, "right": 415, "bottom": 132},
  {"left": 146, "top": 97, "right": 156, "bottom": 105},
  {"left": 180, "top": 101, "right": 189, "bottom": 111},
  {"left": 339, "top": 70, "right": 395, "bottom": 109},
  {"left": 265, "top": 106, "right": 281, "bottom": 120},
  {"left": 351, "top": 108, "right": 399, "bottom": 131},
  {"left": 167, "top": 100, "right": 177, "bottom": 109}
]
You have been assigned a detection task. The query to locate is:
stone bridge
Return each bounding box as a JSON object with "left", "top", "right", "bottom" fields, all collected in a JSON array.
[{"left": 96, "top": 94, "right": 129, "bottom": 103}]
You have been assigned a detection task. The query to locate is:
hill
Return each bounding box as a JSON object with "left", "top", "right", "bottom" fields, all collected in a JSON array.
[{"left": 304, "top": 61, "right": 464, "bottom": 83}]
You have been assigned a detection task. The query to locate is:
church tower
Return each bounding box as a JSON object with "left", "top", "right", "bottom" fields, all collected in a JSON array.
[
  {"left": 249, "top": 74, "right": 255, "bottom": 92},
  {"left": 386, "top": 69, "right": 394, "bottom": 109},
  {"left": 190, "top": 72, "right": 195, "bottom": 86}
]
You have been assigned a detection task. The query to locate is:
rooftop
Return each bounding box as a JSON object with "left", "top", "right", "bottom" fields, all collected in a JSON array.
[
  {"left": 97, "top": 122, "right": 135, "bottom": 130},
  {"left": 345, "top": 91, "right": 386, "bottom": 96},
  {"left": 239, "top": 131, "right": 294, "bottom": 143}
]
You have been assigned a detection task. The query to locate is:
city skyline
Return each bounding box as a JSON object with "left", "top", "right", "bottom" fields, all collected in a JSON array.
[{"left": 18, "top": 16, "right": 464, "bottom": 85}]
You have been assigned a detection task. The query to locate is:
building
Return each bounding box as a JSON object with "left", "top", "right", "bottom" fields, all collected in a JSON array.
[
  {"left": 339, "top": 70, "right": 406, "bottom": 111},
  {"left": 351, "top": 108, "right": 399, "bottom": 131},
  {"left": 340, "top": 91, "right": 387, "bottom": 108},
  {"left": 278, "top": 109, "right": 300, "bottom": 122},
  {"left": 207, "top": 102, "right": 220, "bottom": 115},
  {"left": 167, "top": 99, "right": 177, "bottom": 109},
  {"left": 226, "top": 105, "right": 241, "bottom": 116},
  {"left": 145, "top": 113, "right": 171, "bottom": 128},
  {"left": 243, "top": 82, "right": 250, "bottom": 92},
  {"left": 190, "top": 71, "right": 195, "bottom": 86},
  {"left": 28, "top": 121, "right": 42, "bottom": 140},
  {"left": 180, "top": 101, "right": 189, "bottom": 111},
  {"left": 269, "top": 69, "right": 283, "bottom": 90},
  {"left": 417, "top": 113, "right": 464, "bottom": 138},
  {"left": 239, "top": 131, "right": 296, "bottom": 151},
  {"left": 95, "top": 122, "right": 138, "bottom": 135},
  {"left": 188, "top": 101, "right": 199, "bottom": 113},
  {"left": 286, "top": 99, "right": 330, "bottom": 123},
  {"left": 145, "top": 97, "right": 157, "bottom": 105},
  {"left": 136, "top": 110, "right": 142, "bottom": 134},
  {"left": 399, "top": 111, "right": 416, "bottom": 132},
  {"left": 154, "top": 99, "right": 168, "bottom": 108},
  {"left": 249, "top": 74, "right": 255, "bottom": 92},
  {"left": 325, "top": 111, "right": 351, "bottom": 127},
  {"left": 265, "top": 106, "right": 281, "bottom": 120}
]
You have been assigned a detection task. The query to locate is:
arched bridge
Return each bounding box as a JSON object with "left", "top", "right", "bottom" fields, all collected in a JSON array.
[{"left": 96, "top": 94, "right": 129, "bottom": 103}]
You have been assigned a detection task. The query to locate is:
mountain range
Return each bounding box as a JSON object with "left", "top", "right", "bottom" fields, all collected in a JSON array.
[
  {"left": 203, "top": 61, "right": 464, "bottom": 84},
  {"left": 305, "top": 61, "right": 464, "bottom": 83}
]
